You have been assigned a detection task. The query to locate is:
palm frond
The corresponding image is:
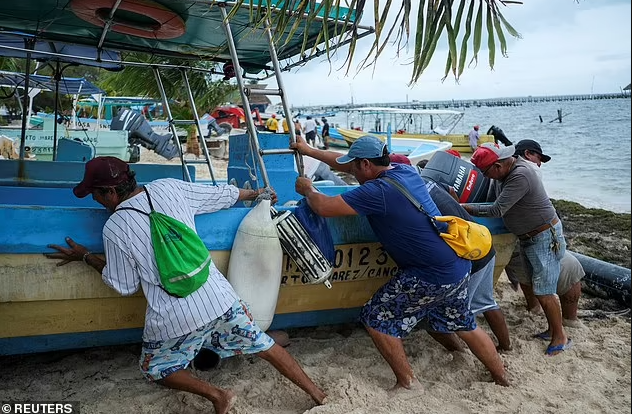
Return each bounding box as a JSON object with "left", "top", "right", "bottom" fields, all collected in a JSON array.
[{"left": 248, "top": 0, "right": 523, "bottom": 84}]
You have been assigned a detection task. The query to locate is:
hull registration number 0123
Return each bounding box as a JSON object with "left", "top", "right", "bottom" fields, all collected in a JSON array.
[{"left": 281, "top": 242, "right": 398, "bottom": 286}]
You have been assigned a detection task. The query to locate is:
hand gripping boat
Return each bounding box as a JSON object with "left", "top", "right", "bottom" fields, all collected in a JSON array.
[{"left": 271, "top": 207, "right": 333, "bottom": 289}]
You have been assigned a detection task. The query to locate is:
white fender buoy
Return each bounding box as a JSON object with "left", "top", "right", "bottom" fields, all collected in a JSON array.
[{"left": 227, "top": 198, "right": 283, "bottom": 331}]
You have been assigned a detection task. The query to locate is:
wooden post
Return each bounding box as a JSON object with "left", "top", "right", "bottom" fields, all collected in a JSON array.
[{"left": 186, "top": 128, "right": 201, "bottom": 157}]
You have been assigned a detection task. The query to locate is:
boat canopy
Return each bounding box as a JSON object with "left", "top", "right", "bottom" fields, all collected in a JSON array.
[
  {"left": 0, "top": 1, "right": 372, "bottom": 73},
  {"left": 0, "top": 33, "right": 123, "bottom": 70},
  {"left": 0, "top": 70, "right": 105, "bottom": 95}
]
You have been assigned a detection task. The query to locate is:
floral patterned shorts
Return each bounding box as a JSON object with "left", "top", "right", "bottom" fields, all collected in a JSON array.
[
  {"left": 139, "top": 300, "right": 274, "bottom": 381},
  {"left": 360, "top": 270, "right": 475, "bottom": 338}
]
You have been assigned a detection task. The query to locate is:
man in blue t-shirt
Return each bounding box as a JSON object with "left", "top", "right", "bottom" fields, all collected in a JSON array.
[{"left": 292, "top": 135, "right": 508, "bottom": 392}]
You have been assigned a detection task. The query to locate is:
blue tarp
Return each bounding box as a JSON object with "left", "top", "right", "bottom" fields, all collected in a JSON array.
[{"left": 0, "top": 70, "right": 104, "bottom": 95}]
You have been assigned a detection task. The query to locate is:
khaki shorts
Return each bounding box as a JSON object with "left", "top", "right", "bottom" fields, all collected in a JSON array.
[{"left": 505, "top": 244, "right": 584, "bottom": 295}]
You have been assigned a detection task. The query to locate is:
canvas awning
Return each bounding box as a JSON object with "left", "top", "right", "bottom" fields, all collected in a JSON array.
[
  {"left": 0, "top": 70, "right": 104, "bottom": 95},
  {"left": 0, "top": 33, "right": 123, "bottom": 70},
  {"left": 0, "top": 1, "right": 372, "bottom": 73}
]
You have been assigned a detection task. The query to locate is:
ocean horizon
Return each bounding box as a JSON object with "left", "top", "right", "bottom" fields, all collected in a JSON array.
[{"left": 322, "top": 98, "right": 632, "bottom": 214}]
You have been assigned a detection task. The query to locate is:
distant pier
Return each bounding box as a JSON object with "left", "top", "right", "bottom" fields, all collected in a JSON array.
[{"left": 293, "top": 92, "right": 630, "bottom": 113}]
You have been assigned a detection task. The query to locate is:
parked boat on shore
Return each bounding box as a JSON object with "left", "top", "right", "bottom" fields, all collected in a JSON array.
[
  {"left": 0, "top": 1, "right": 516, "bottom": 356},
  {"left": 338, "top": 107, "right": 494, "bottom": 153}
]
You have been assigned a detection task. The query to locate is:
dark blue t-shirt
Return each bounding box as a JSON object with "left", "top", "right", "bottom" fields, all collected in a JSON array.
[{"left": 341, "top": 164, "right": 470, "bottom": 284}]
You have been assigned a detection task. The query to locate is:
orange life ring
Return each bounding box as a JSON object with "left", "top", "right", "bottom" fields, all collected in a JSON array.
[{"left": 70, "top": 0, "right": 186, "bottom": 40}]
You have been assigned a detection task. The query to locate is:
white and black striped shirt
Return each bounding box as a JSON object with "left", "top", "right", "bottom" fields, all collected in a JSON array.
[{"left": 101, "top": 178, "right": 240, "bottom": 341}]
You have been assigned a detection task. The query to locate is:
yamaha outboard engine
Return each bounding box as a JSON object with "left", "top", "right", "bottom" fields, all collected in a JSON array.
[
  {"left": 111, "top": 109, "right": 179, "bottom": 160},
  {"left": 487, "top": 125, "right": 513, "bottom": 146}
]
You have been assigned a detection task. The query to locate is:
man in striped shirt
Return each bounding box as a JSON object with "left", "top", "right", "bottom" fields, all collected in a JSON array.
[{"left": 45, "top": 156, "right": 326, "bottom": 414}]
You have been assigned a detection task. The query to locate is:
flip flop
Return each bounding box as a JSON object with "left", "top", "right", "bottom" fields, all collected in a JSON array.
[
  {"left": 545, "top": 339, "right": 572, "bottom": 356},
  {"left": 532, "top": 331, "right": 551, "bottom": 341}
]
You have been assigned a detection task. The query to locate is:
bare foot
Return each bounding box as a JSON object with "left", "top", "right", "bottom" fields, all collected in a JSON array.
[
  {"left": 212, "top": 390, "right": 236, "bottom": 414},
  {"left": 387, "top": 378, "right": 423, "bottom": 398},
  {"left": 492, "top": 373, "right": 510, "bottom": 387},
  {"left": 563, "top": 318, "right": 584, "bottom": 328},
  {"left": 528, "top": 306, "right": 544, "bottom": 316},
  {"left": 312, "top": 390, "right": 328, "bottom": 405},
  {"left": 496, "top": 345, "right": 512, "bottom": 353}
]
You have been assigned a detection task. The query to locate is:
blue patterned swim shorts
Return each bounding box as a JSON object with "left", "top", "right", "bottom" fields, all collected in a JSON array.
[
  {"left": 360, "top": 270, "right": 476, "bottom": 338},
  {"left": 139, "top": 300, "right": 275, "bottom": 381}
]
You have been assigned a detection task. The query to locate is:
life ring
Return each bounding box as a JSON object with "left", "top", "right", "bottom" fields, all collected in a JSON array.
[{"left": 70, "top": 0, "right": 186, "bottom": 40}]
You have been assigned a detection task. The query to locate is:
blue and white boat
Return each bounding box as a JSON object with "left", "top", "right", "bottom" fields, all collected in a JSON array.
[{"left": 0, "top": 1, "right": 516, "bottom": 356}]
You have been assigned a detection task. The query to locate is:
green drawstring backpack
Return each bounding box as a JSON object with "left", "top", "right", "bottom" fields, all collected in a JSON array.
[{"left": 117, "top": 186, "right": 211, "bottom": 298}]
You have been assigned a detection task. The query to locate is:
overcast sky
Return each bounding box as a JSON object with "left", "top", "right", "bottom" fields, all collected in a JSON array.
[{"left": 270, "top": 0, "right": 631, "bottom": 107}]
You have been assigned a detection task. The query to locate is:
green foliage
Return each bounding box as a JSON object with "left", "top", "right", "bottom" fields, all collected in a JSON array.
[
  {"left": 233, "top": 0, "right": 523, "bottom": 84},
  {"left": 97, "top": 53, "right": 237, "bottom": 118}
]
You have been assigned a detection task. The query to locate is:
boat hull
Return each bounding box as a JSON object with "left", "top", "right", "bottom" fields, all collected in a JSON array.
[
  {"left": 0, "top": 134, "right": 515, "bottom": 356},
  {"left": 337, "top": 128, "right": 494, "bottom": 154},
  {"left": 0, "top": 191, "right": 515, "bottom": 356}
]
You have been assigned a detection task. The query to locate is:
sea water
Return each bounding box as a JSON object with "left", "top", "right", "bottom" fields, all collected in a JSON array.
[{"left": 324, "top": 98, "right": 631, "bottom": 213}]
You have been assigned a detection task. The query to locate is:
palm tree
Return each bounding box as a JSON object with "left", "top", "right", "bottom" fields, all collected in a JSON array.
[
  {"left": 98, "top": 54, "right": 237, "bottom": 120},
  {"left": 234, "top": 0, "right": 523, "bottom": 84}
]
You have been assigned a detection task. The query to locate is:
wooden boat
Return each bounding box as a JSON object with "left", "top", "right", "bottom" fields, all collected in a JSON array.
[
  {"left": 317, "top": 125, "right": 348, "bottom": 148},
  {"left": 0, "top": 1, "right": 516, "bottom": 356},
  {"left": 338, "top": 107, "right": 495, "bottom": 153},
  {"left": 0, "top": 151, "right": 517, "bottom": 355}
]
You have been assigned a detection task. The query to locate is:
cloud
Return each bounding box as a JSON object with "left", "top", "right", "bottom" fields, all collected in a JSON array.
[{"left": 268, "top": 0, "right": 631, "bottom": 107}]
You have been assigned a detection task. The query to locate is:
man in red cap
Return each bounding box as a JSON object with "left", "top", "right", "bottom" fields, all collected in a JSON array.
[
  {"left": 265, "top": 113, "right": 278, "bottom": 132},
  {"left": 44, "top": 156, "right": 326, "bottom": 412},
  {"left": 463, "top": 143, "right": 571, "bottom": 356}
]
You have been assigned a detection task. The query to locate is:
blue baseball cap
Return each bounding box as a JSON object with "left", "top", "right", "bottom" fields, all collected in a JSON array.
[{"left": 336, "top": 136, "right": 388, "bottom": 164}]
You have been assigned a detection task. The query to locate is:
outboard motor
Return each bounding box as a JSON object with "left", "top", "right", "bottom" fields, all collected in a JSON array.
[
  {"left": 487, "top": 125, "right": 513, "bottom": 146},
  {"left": 421, "top": 151, "right": 490, "bottom": 203},
  {"left": 206, "top": 115, "right": 232, "bottom": 138},
  {"left": 111, "top": 109, "right": 179, "bottom": 160}
]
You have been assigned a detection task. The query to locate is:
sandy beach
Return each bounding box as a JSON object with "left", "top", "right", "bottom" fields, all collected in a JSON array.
[
  {"left": 1, "top": 277, "right": 629, "bottom": 414},
  {"left": 1, "top": 147, "right": 630, "bottom": 414}
]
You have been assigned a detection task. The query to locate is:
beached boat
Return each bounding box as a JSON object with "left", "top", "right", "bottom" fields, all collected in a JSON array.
[
  {"left": 0, "top": 1, "right": 516, "bottom": 356},
  {"left": 338, "top": 107, "right": 495, "bottom": 154},
  {"left": 0, "top": 71, "right": 138, "bottom": 161},
  {"left": 316, "top": 125, "right": 348, "bottom": 148}
]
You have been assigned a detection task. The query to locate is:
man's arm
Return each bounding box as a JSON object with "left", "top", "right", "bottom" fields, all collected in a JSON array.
[
  {"left": 237, "top": 187, "right": 277, "bottom": 204},
  {"left": 295, "top": 177, "right": 357, "bottom": 217},
  {"left": 291, "top": 135, "right": 354, "bottom": 174},
  {"left": 45, "top": 236, "right": 105, "bottom": 273}
]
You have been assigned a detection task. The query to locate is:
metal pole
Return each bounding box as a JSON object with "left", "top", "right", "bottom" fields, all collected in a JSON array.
[
  {"left": 263, "top": 18, "right": 304, "bottom": 177},
  {"left": 152, "top": 67, "right": 190, "bottom": 181},
  {"left": 219, "top": 3, "right": 270, "bottom": 187},
  {"left": 52, "top": 62, "right": 61, "bottom": 161},
  {"left": 180, "top": 68, "right": 217, "bottom": 184},
  {"left": 18, "top": 39, "right": 35, "bottom": 161}
]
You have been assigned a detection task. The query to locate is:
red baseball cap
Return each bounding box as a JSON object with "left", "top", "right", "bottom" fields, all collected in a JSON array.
[
  {"left": 389, "top": 153, "right": 412, "bottom": 165},
  {"left": 471, "top": 143, "right": 516, "bottom": 171},
  {"left": 445, "top": 149, "right": 461, "bottom": 158},
  {"left": 73, "top": 156, "right": 132, "bottom": 198}
]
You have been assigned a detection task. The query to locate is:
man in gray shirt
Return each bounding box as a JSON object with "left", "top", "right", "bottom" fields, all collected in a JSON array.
[{"left": 463, "top": 143, "right": 571, "bottom": 356}]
